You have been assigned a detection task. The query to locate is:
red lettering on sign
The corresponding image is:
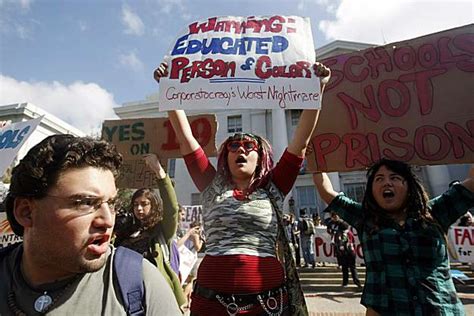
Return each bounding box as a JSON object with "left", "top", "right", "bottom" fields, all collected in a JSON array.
[
  {"left": 342, "top": 133, "right": 371, "bottom": 168},
  {"left": 312, "top": 133, "right": 341, "bottom": 170},
  {"left": 161, "top": 120, "right": 180, "bottom": 151},
  {"left": 382, "top": 127, "right": 415, "bottom": 161},
  {"left": 399, "top": 68, "right": 447, "bottom": 115},
  {"left": 337, "top": 87, "right": 381, "bottom": 129},
  {"left": 414, "top": 125, "right": 451, "bottom": 161},
  {"left": 363, "top": 47, "right": 393, "bottom": 79},
  {"left": 378, "top": 79, "right": 411, "bottom": 117},
  {"left": 445, "top": 120, "right": 474, "bottom": 158}
]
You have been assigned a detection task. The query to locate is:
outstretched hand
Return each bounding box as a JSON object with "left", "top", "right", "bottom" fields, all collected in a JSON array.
[
  {"left": 153, "top": 62, "right": 169, "bottom": 83},
  {"left": 313, "top": 62, "right": 331, "bottom": 85}
]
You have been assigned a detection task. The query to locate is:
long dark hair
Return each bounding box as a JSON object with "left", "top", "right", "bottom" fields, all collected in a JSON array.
[
  {"left": 362, "top": 159, "right": 434, "bottom": 230},
  {"left": 130, "top": 188, "right": 163, "bottom": 231},
  {"left": 216, "top": 132, "right": 273, "bottom": 190}
]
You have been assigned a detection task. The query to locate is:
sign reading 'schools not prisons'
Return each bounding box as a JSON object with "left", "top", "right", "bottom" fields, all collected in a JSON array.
[{"left": 159, "top": 15, "right": 321, "bottom": 111}]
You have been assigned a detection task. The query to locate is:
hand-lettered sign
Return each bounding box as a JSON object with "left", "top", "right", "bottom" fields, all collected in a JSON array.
[
  {"left": 102, "top": 115, "right": 217, "bottom": 188},
  {"left": 159, "top": 15, "right": 321, "bottom": 111},
  {"left": 0, "top": 116, "right": 43, "bottom": 177},
  {"left": 449, "top": 226, "right": 474, "bottom": 263},
  {"left": 307, "top": 24, "right": 474, "bottom": 172}
]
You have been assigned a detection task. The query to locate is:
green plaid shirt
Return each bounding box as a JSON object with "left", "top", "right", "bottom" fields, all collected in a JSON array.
[{"left": 329, "top": 183, "right": 474, "bottom": 315}]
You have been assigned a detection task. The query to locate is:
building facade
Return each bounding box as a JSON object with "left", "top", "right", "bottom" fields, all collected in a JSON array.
[{"left": 0, "top": 103, "right": 85, "bottom": 181}]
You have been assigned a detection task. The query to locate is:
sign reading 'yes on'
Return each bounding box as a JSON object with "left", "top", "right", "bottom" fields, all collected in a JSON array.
[{"left": 101, "top": 115, "right": 217, "bottom": 188}]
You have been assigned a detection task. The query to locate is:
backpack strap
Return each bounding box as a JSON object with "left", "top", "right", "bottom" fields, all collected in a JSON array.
[{"left": 114, "top": 246, "right": 145, "bottom": 316}]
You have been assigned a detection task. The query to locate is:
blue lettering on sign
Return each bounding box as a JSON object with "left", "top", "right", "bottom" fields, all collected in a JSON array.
[
  {"left": 171, "top": 36, "right": 288, "bottom": 56},
  {"left": 0, "top": 126, "right": 30, "bottom": 149}
]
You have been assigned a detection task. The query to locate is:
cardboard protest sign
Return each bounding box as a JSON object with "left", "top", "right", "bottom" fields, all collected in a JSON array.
[
  {"left": 0, "top": 213, "right": 22, "bottom": 249},
  {"left": 102, "top": 116, "right": 217, "bottom": 188},
  {"left": 449, "top": 226, "right": 474, "bottom": 263},
  {"left": 307, "top": 24, "right": 474, "bottom": 172},
  {"left": 0, "top": 117, "right": 43, "bottom": 177},
  {"left": 159, "top": 15, "right": 321, "bottom": 111}
]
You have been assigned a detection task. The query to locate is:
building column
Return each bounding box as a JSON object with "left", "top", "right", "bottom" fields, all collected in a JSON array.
[
  {"left": 425, "top": 165, "right": 450, "bottom": 196},
  {"left": 271, "top": 108, "right": 288, "bottom": 160}
]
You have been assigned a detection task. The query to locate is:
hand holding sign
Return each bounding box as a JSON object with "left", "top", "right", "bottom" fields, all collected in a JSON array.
[
  {"left": 153, "top": 62, "right": 168, "bottom": 83},
  {"left": 143, "top": 153, "right": 166, "bottom": 179},
  {"left": 314, "top": 62, "right": 331, "bottom": 86}
]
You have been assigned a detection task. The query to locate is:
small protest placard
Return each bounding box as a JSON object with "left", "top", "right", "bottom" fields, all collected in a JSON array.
[{"left": 159, "top": 15, "right": 321, "bottom": 110}]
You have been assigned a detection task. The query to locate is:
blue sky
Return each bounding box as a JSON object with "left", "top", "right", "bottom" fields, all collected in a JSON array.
[{"left": 0, "top": 0, "right": 472, "bottom": 133}]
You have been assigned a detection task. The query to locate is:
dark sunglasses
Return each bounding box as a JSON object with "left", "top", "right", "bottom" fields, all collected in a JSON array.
[{"left": 227, "top": 140, "right": 259, "bottom": 153}]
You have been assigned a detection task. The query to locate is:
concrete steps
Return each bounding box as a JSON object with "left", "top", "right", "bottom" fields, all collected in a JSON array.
[{"left": 298, "top": 262, "right": 474, "bottom": 295}]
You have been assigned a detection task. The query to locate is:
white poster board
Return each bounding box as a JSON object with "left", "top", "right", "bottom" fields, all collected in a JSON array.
[
  {"left": 159, "top": 15, "right": 321, "bottom": 110},
  {"left": 314, "top": 227, "right": 364, "bottom": 264},
  {"left": 449, "top": 226, "right": 474, "bottom": 263},
  {"left": 0, "top": 117, "right": 43, "bottom": 177}
]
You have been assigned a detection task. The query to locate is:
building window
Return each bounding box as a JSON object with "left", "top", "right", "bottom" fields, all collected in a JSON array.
[
  {"left": 191, "top": 193, "right": 201, "bottom": 205},
  {"left": 168, "top": 159, "right": 176, "bottom": 178},
  {"left": 296, "top": 185, "right": 317, "bottom": 216},
  {"left": 344, "top": 183, "right": 365, "bottom": 203},
  {"left": 227, "top": 115, "right": 242, "bottom": 133},
  {"left": 290, "top": 110, "right": 302, "bottom": 126}
]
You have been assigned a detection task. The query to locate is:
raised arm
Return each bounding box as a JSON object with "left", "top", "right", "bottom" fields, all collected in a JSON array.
[
  {"left": 144, "top": 154, "right": 179, "bottom": 241},
  {"left": 287, "top": 63, "right": 331, "bottom": 157},
  {"left": 461, "top": 164, "right": 474, "bottom": 193},
  {"left": 312, "top": 172, "right": 339, "bottom": 205},
  {"left": 153, "top": 62, "right": 200, "bottom": 155}
]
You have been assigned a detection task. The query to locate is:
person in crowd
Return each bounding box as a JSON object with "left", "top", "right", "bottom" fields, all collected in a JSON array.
[
  {"left": 298, "top": 208, "right": 316, "bottom": 268},
  {"left": 313, "top": 213, "right": 324, "bottom": 228},
  {"left": 290, "top": 213, "right": 302, "bottom": 268},
  {"left": 283, "top": 213, "right": 298, "bottom": 265},
  {"left": 176, "top": 205, "right": 204, "bottom": 307},
  {"left": 332, "top": 221, "right": 361, "bottom": 288},
  {"left": 114, "top": 153, "right": 186, "bottom": 308},
  {"left": 154, "top": 61, "right": 330, "bottom": 315},
  {"left": 326, "top": 212, "right": 344, "bottom": 269},
  {"left": 313, "top": 160, "right": 474, "bottom": 315},
  {"left": 0, "top": 135, "right": 181, "bottom": 315}
]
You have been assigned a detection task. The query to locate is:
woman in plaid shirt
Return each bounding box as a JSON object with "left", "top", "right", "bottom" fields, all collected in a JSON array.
[{"left": 313, "top": 160, "right": 474, "bottom": 315}]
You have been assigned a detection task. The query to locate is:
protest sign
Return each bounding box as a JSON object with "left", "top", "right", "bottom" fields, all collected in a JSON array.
[
  {"left": 0, "top": 212, "right": 22, "bottom": 249},
  {"left": 449, "top": 226, "right": 474, "bottom": 263},
  {"left": 0, "top": 117, "right": 43, "bottom": 177},
  {"left": 180, "top": 205, "right": 203, "bottom": 231},
  {"left": 159, "top": 15, "right": 321, "bottom": 110},
  {"left": 102, "top": 116, "right": 217, "bottom": 188},
  {"left": 307, "top": 24, "right": 474, "bottom": 172},
  {"left": 314, "top": 225, "right": 474, "bottom": 264}
]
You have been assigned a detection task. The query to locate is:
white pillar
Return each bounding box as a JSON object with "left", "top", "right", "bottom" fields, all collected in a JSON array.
[{"left": 271, "top": 108, "right": 288, "bottom": 161}]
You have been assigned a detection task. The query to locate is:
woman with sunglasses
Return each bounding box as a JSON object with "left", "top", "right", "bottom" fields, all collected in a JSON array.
[
  {"left": 114, "top": 153, "right": 186, "bottom": 309},
  {"left": 154, "top": 62, "right": 330, "bottom": 316}
]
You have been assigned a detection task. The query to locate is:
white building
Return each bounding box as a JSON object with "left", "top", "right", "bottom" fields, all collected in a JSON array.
[
  {"left": 0, "top": 103, "right": 85, "bottom": 179},
  {"left": 114, "top": 41, "right": 471, "bottom": 216}
]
